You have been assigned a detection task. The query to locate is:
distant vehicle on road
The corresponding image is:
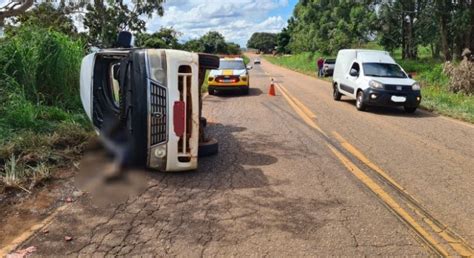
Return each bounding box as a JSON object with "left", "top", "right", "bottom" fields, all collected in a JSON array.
[
  {"left": 254, "top": 58, "right": 261, "bottom": 64},
  {"left": 208, "top": 57, "right": 250, "bottom": 95},
  {"left": 332, "top": 49, "right": 421, "bottom": 113},
  {"left": 322, "top": 58, "right": 335, "bottom": 76}
]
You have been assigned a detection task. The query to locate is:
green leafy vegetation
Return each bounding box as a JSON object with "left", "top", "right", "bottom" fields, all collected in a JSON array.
[
  {"left": 137, "top": 30, "right": 242, "bottom": 55},
  {"left": 247, "top": 33, "right": 278, "bottom": 53},
  {"left": 265, "top": 52, "right": 323, "bottom": 76},
  {"left": 0, "top": 2, "right": 244, "bottom": 193},
  {"left": 265, "top": 52, "right": 473, "bottom": 123},
  {"left": 83, "top": 0, "right": 165, "bottom": 47},
  {"left": 0, "top": 25, "right": 93, "bottom": 192},
  {"left": 258, "top": 1, "right": 473, "bottom": 122},
  {"left": 267, "top": 1, "right": 474, "bottom": 61}
]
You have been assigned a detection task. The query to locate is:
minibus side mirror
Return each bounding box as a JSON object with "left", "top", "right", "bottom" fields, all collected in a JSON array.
[{"left": 350, "top": 69, "right": 359, "bottom": 77}]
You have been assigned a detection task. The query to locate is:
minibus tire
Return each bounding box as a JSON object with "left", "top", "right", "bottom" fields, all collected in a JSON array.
[
  {"left": 200, "top": 117, "right": 207, "bottom": 128},
  {"left": 199, "top": 138, "right": 219, "bottom": 157}
]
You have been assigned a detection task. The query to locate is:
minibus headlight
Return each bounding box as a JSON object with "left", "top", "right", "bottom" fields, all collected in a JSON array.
[
  {"left": 369, "top": 80, "right": 383, "bottom": 89},
  {"left": 412, "top": 82, "right": 421, "bottom": 91}
]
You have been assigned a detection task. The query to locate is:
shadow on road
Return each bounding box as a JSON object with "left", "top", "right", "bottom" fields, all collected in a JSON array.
[
  {"left": 21, "top": 123, "right": 343, "bottom": 255},
  {"left": 211, "top": 88, "right": 263, "bottom": 98},
  {"left": 339, "top": 99, "right": 438, "bottom": 118}
]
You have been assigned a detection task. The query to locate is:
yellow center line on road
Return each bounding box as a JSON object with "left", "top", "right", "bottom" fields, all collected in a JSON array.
[
  {"left": 277, "top": 85, "right": 317, "bottom": 119},
  {"left": 332, "top": 131, "right": 474, "bottom": 257},
  {"left": 274, "top": 83, "right": 325, "bottom": 136},
  {"left": 332, "top": 132, "right": 405, "bottom": 190},
  {"left": 326, "top": 144, "right": 449, "bottom": 257},
  {"left": 275, "top": 82, "right": 471, "bottom": 257}
]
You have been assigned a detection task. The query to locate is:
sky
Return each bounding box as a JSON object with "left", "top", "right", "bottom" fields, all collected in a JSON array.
[{"left": 145, "top": 0, "right": 299, "bottom": 47}]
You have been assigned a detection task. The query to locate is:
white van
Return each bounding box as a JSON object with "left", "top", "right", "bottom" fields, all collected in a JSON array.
[{"left": 332, "top": 49, "right": 421, "bottom": 113}]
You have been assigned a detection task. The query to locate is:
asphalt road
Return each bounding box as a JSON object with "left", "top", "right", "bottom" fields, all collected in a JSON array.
[{"left": 12, "top": 54, "right": 474, "bottom": 256}]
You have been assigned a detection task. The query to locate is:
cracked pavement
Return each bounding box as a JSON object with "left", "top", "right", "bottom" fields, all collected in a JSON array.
[{"left": 17, "top": 57, "right": 474, "bottom": 256}]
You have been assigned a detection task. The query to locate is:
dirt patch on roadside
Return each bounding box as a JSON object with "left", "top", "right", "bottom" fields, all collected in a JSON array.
[{"left": 0, "top": 164, "right": 80, "bottom": 251}]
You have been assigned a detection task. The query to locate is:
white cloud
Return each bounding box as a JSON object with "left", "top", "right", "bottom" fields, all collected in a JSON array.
[{"left": 146, "top": 0, "right": 288, "bottom": 47}]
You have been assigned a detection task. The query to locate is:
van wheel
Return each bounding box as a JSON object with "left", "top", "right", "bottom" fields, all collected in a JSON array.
[
  {"left": 404, "top": 106, "right": 417, "bottom": 113},
  {"left": 333, "top": 85, "right": 342, "bottom": 101},
  {"left": 356, "top": 91, "right": 367, "bottom": 111}
]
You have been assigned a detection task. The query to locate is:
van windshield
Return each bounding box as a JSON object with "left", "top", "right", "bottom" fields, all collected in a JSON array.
[
  {"left": 219, "top": 60, "right": 245, "bottom": 70},
  {"left": 363, "top": 63, "right": 407, "bottom": 78}
]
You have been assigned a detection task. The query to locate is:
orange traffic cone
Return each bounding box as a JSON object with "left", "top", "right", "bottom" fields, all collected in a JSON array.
[{"left": 269, "top": 79, "right": 276, "bottom": 96}]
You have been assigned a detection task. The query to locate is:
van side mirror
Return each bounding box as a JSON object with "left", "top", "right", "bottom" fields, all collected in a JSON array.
[
  {"left": 408, "top": 73, "right": 413, "bottom": 79},
  {"left": 350, "top": 69, "right": 359, "bottom": 77}
]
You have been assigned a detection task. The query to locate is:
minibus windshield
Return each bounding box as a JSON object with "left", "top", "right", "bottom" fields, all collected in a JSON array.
[{"left": 363, "top": 63, "right": 407, "bottom": 78}]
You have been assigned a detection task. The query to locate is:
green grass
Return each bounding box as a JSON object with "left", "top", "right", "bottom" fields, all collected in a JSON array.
[
  {"left": 265, "top": 52, "right": 474, "bottom": 123},
  {"left": 202, "top": 70, "right": 210, "bottom": 93},
  {"left": 242, "top": 54, "right": 250, "bottom": 65},
  {"left": 0, "top": 25, "right": 92, "bottom": 193},
  {"left": 265, "top": 52, "right": 325, "bottom": 76}
]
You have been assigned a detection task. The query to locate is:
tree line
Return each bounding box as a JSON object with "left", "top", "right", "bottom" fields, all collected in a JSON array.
[
  {"left": 1, "top": 1, "right": 241, "bottom": 55},
  {"left": 248, "top": 0, "right": 474, "bottom": 60}
]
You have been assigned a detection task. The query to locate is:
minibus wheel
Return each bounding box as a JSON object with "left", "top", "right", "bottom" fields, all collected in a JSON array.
[
  {"left": 199, "top": 138, "right": 219, "bottom": 157},
  {"left": 200, "top": 117, "right": 207, "bottom": 128}
]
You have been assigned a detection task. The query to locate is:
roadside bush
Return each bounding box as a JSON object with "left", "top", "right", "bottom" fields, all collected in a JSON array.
[
  {"left": 0, "top": 25, "right": 92, "bottom": 192},
  {"left": 443, "top": 60, "right": 474, "bottom": 95},
  {"left": 0, "top": 25, "right": 84, "bottom": 110},
  {"left": 418, "top": 64, "right": 450, "bottom": 87}
]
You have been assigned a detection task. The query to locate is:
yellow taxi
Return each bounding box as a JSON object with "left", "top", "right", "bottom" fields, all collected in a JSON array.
[{"left": 208, "top": 57, "right": 250, "bottom": 95}]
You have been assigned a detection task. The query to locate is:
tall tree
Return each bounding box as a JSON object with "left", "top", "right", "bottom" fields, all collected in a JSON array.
[
  {"left": 199, "top": 31, "right": 228, "bottom": 54},
  {"left": 286, "top": 0, "right": 377, "bottom": 55},
  {"left": 277, "top": 27, "right": 291, "bottom": 54},
  {"left": 0, "top": 0, "right": 34, "bottom": 25},
  {"left": 8, "top": 3, "right": 77, "bottom": 37},
  {"left": 182, "top": 39, "right": 204, "bottom": 52},
  {"left": 135, "top": 27, "right": 182, "bottom": 49},
  {"left": 84, "top": 0, "right": 165, "bottom": 47},
  {"left": 247, "top": 32, "right": 278, "bottom": 53}
]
